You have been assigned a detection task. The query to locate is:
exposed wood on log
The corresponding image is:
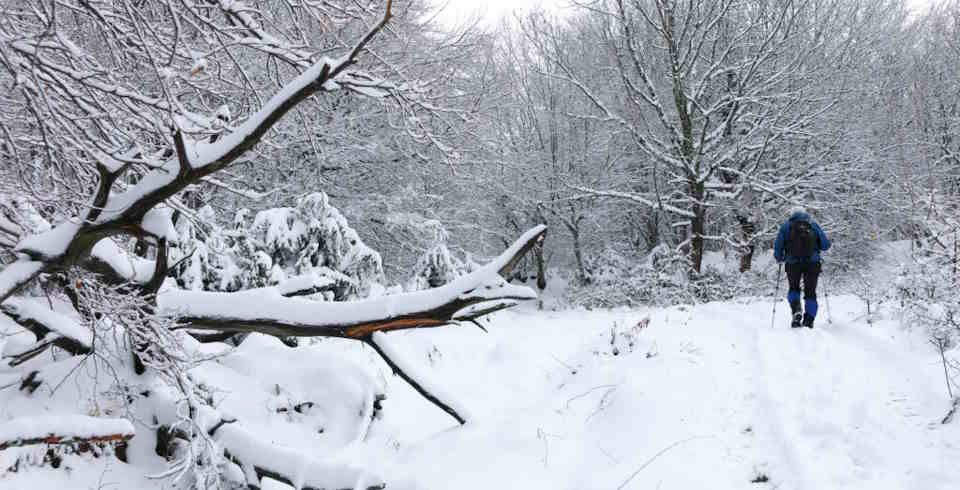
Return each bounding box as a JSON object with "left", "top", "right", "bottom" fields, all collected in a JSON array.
[
  {"left": 0, "top": 416, "right": 134, "bottom": 452},
  {"left": 0, "top": 432, "right": 132, "bottom": 451},
  {"left": 498, "top": 225, "right": 547, "bottom": 277}
]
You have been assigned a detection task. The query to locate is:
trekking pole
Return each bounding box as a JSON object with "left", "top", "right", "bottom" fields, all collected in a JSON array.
[
  {"left": 771, "top": 263, "right": 782, "bottom": 329},
  {"left": 822, "top": 261, "right": 833, "bottom": 324}
]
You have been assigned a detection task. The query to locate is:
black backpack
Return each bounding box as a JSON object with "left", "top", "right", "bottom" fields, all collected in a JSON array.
[{"left": 786, "top": 220, "right": 817, "bottom": 258}]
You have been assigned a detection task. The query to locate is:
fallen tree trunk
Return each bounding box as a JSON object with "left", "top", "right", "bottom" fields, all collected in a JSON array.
[
  {"left": 0, "top": 416, "right": 134, "bottom": 451},
  {"left": 163, "top": 225, "right": 547, "bottom": 339}
]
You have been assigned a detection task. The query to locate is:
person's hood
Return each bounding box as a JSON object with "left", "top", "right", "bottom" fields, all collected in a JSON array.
[{"left": 789, "top": 211, "right": 812, "bottom": 222}]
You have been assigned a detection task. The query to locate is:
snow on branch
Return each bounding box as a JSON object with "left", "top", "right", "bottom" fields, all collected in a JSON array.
[
  {"left": 1, "top": 297, "right": 93, "bottom": 365},
  {"left": 0, "top": 297, "right": 93, "bottom": 350},
  {"left": 565, "top": 184, "right": 697, "bottom": 219},
  {"left": 0, "top": 416, "right": 134, "bottom": 451},
  {"left": 162, "top": 226, "right": 547, "bottom": 339},
  {"left": 0, "top": 260, "right": 45, "bottom": 304},
  {"left": 86, "top": 238, "right": 156, "bottom": 286}
]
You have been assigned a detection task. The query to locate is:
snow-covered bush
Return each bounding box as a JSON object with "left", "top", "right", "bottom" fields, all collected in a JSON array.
[
  {"left": 896, "top": 250, "right": 960, "bottom": 345},
  {"left": 173, "top": 193, "right": 384, "bottom": 300},
  {"left": 406, "top": 221, "right": 471, "bottom": 291},
  {"left": 564, "top": 245, "right": 764, "bottom": 309}
]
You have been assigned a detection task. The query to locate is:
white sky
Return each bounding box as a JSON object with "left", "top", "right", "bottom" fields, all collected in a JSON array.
[
  {"left": 433, "top": 0, "right": 570, "bottom": 26},
  {"left": 434, "top": 0, "right": 940, "bottom": 26}
]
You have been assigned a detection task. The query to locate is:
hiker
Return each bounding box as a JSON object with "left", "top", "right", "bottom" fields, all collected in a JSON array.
[{"left": 774, "top": 206, "right": 831, "bottom": 328}]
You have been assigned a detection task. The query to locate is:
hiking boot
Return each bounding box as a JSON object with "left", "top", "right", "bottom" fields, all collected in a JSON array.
[
  {"left": 802, "top": 314, "right": 815, "bottom": 329},
  {"left": 791, "top": 312, "right": 803, "bottom": 328}
]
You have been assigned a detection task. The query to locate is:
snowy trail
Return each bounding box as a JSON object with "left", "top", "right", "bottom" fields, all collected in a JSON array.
[
  {"left": 371, "top": 296, "right": 960, "bottom": 490},
  {"left": 753, "top": 310, "right": 956, "bottom": 490}
]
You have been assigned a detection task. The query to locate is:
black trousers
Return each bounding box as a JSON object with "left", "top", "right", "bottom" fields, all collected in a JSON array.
[{"left": 785, "top": 261, "right": 821, "bottom": 316}]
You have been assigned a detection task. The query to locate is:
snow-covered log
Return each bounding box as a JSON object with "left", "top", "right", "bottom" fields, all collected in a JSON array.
[
  {"left": 163, "top": 225, "right": 547, "bottom": 339},
  {"left": 212, "top": 422, "right": 384, "bottom": 490},
  {"left": 0, "top": 416, "right": 134, "bottom": 451}
]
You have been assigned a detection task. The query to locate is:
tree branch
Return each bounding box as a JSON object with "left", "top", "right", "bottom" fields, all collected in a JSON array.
[
  {"left": 0, "top": 298, "right": 92, "bottom": 356},
  {"left": 164, "top": 226, "right": 547, "bottom": 339},
  {"left": 141, "top": 237, "right": 168, "bottom": 296},
  {"left": 365, "top": 332, "right": 466, "bottom": 425}
]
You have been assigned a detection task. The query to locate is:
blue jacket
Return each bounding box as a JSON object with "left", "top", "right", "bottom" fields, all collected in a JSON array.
[{"left": 774, "top": 212, "right": 831, "bottom": 264}]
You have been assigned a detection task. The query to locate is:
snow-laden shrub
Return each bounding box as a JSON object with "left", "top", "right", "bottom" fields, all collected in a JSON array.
[
  {"left": 406, "top": 221, "right": 472, "bottom": 291},
  {"left": 894, "top": 246, "right": 960, "bottom": 401},
  {"left": 172, "top": 193, "right": 384, "bottom": 300},
  {"left": 564, "top": 245, "right": 771, "bottom": 308},
  {"left": 895, "top": 249, "right": 960, "bottom": 345}
]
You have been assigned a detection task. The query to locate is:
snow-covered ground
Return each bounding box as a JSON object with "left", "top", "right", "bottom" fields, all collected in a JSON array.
[
  {"left": 362, "top": 296, "right": 959, "bottom": 490},
  {"left": 1, "top": 294, "right": 958, "bottom": 489}
]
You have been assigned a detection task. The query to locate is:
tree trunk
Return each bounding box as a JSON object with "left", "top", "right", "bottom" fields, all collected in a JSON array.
[
  {"left": 739, "top": 244, "right": 755, "bottom": 273},
  {"left": 535, "top": 243, "right": 546, "bottom": 292},
  {"left": 737, "top": 214, "right": 757, "bottom": 273},
  {"left": 568, "top": 224, "right": 588, "bottom": 284},
  {"left": 689, "top": 181, "right": 706, "bottom": 274}
]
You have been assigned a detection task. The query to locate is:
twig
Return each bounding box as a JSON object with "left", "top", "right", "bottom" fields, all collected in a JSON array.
[
  {"left": 931, "top": 336, "right": 955, "bottom": 399},
  {"left": 565, "top": 384, "right": 618, "bottom": 409},
  {"left": 617, "top": 436, "right": 712, "bottom": 489}
]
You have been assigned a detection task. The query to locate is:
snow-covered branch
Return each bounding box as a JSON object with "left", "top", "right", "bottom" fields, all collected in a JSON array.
[
  {"left": 214, "top": 422, "right": 384, "bottom": 490},
  {"left": 0, "top": 297, "right": 92, "bottom": 365},
  {"left": 368, "top": 331, "right": 471, "bottom": 425},
  {"left": 566, "top": 184, "right": 697, "bottom": 219},
  {"left": 163, "top": 226, "right": 547, "bottom": 339}
]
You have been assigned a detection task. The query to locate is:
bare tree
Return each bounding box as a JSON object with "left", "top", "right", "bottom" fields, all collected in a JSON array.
[
  {"left": 521, "top": 0, "right": 907, "bottom": 273},
  {"left": 0, "top": 1, "right": 548, "bottom": 487}
]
